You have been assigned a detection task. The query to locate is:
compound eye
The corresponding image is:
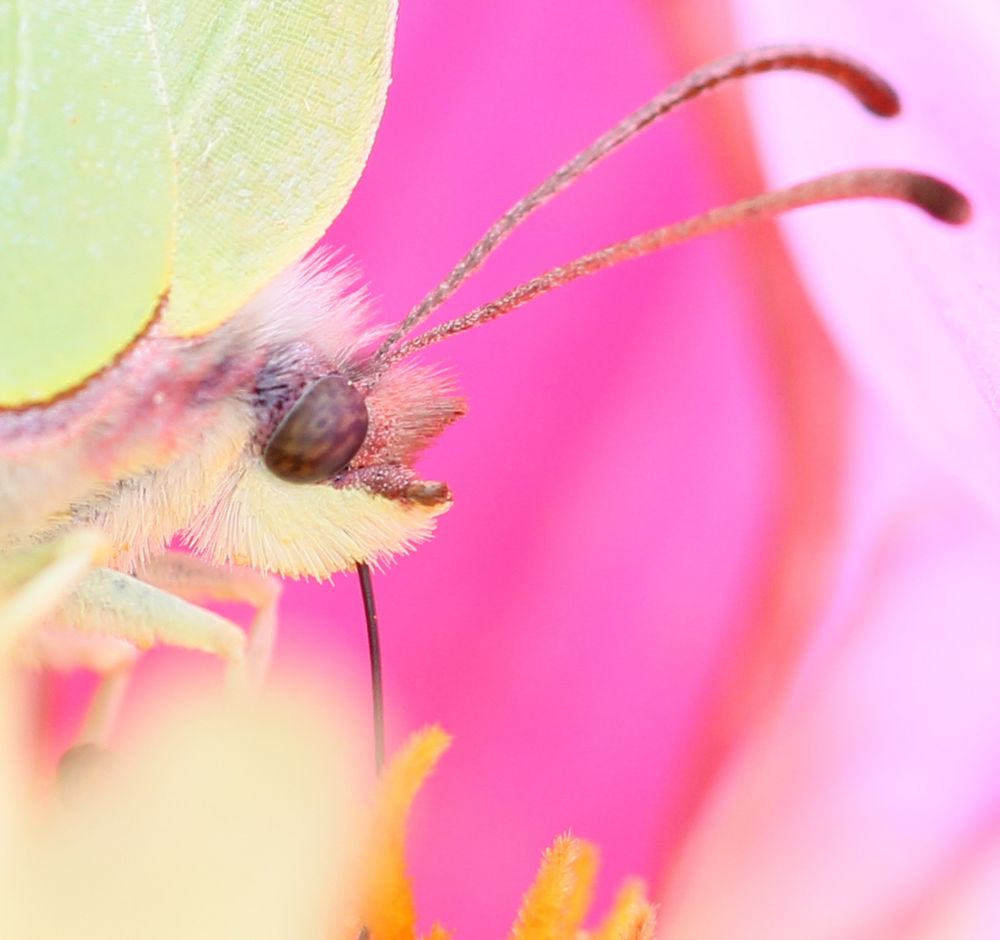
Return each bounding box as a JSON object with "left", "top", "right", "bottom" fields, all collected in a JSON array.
[{"left": 263, "top": 375, "right": 369, "bottom": 483}]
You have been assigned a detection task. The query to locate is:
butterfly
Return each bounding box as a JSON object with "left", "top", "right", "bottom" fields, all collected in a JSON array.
[{"left": 0, "top": 2, "right": 969, "bottom": 766}]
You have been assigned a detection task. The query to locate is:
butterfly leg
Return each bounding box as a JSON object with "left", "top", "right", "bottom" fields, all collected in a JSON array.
[
  {"left": 56, "top": 565, "right": 259, "bottom": 765},
  {"left": 57, "top": 566, "right": 250, "bottom": 751},
  {"left": 0, "top": 529, "right": 110, "bottom": 658},
  {"left": 19, "top": 625, "right": 138, "bottom": 748},
  {"left": 137, "top": 551, "right": 282, "bottom": 689},
  {"left": 0, "top": 532, "right": 140, "bottom": 755},
  {"left": 59, "top": 555, "right": 280, "bottom": 748},
  {"left": 3, "top": 541, "right": 248, "bottom": 762},
  {"left": 57, "top": 566, "right": 247, "bottom": 665},
  {"left": 36, "top": 630, "right": 137, "bottom": 786}
]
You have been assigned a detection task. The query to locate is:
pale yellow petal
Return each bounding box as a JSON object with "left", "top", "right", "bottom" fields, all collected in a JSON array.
[
  {"left": 362, "top": 725, "right": 452, "bottom": 940},
  {"left": 0, "top": 680, "right": 365, "bottom": 940}
]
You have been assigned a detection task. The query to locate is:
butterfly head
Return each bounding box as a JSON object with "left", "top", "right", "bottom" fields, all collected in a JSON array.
[
  {"left": 255, "top": 337, "right": 463, "bottom": 506},
  {"left": 183, "top": 255, "right": 465, "bottom": 579}
]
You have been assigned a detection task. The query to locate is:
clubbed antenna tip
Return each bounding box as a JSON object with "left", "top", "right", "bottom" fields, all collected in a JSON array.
[
  {"left": 761, "top": 46, "right": 900, "bottom": 118},
  {"left": 373, "top": 44, "right": 910, "bottom": 365},
  {"left": 907, "top": 174, "right": 972, "bottom": 224},
  {"left": 374, "top": 45, "right": 971, "bottom": 369},
  {"left": 386, "top": 167, "right": 972, "bottom": 361}
]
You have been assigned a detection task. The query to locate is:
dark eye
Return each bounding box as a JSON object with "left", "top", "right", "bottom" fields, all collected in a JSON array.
[{"left": 263, "top": 375, "right": 369, "bottom": 483}]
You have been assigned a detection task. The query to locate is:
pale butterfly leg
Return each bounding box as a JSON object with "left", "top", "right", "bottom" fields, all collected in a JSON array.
[
  {"left": 137, "top": 551, "right": 281, "bottom": 690},
  {"left": 79, "top": 666, "right": 132, "bottom": 745},
  {"left": 19, "top": 625, "right": 138, "bottom": 747},
  {"left": 28, "top": 563, "right": 250, "bottom": 758},
  {"left": 0, "top": 531, "right": 138, "bottom": 756},
  {"left": 49, "top": 643, "right": 134, "bottom": 786},
  {"left": 58, "top": 567, "right": 246, "bottom": 665},
  {"left": 0, "top": 529, "right": 110, "bottom": 658},
  {"left": 62, "top": 555, "right": 277, "bottom": 758},
  {"left": 51, "top": 566, "right": 247, "bottom": 748}
]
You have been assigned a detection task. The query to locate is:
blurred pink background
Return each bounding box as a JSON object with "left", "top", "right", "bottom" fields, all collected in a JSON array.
[
  {"left": 44, "top": 1, "right": 1000, "bottom": 936},
  {"left": 317, "top": 2, "right": 781, "bottom": 933}
]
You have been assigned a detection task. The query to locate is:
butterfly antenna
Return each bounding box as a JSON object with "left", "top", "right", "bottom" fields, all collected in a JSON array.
[
  {"left": 384, "top": 169, "right": 969, "bottom": 361},
  {"left": 356, "top": 562, "right": 385, "bottom": 774},
  {"left": 371, "top": 44, "right": 900, "bottom": 366}
]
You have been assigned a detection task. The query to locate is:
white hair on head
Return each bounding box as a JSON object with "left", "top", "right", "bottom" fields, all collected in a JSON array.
[{"left": 219, "top": 250, "right": 383, "bottom": 370}]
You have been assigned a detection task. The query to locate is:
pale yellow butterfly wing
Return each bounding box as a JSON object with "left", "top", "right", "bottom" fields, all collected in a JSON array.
[
  {"left": 148, "top": 0, "right": 397, "bottom": 337},
  {"left": 0, "top": 1, "right": 175, "bottom": 407},
  {"left": 0, "top": 2, "right": 397, "bottom": 406}
]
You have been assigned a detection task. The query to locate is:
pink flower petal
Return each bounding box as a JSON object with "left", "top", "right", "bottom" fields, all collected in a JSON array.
[
  {"left": 664, "top": 402, "right": 1000, "bottom": 937},
  {"left": 731, "top": 0, "right": 1000, "bottom": 519}
]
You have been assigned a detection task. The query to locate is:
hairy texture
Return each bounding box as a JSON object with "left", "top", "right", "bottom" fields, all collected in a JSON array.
[
  {"left": 359, "top": 363, "right": 466, "bottom": 468},
  {"left": 187, "top": 461, "right": 449, "bottom": 578},
  {"left": 1, "top": 254, "right": 463, "bottom": 579},
  {"left": 508, "top": 837, "right": 597, "bottom": 940}
]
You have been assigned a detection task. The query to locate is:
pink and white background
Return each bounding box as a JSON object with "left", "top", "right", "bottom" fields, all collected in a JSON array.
[{"left": 51, "top": 1, "right": 1000, "bottom": 936}]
